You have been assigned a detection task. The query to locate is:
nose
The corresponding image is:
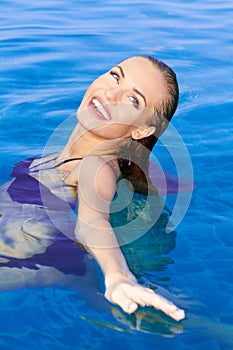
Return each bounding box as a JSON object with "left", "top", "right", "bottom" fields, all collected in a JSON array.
[{"left": 104, "top": 87, "right": 121, "bottom": 103}]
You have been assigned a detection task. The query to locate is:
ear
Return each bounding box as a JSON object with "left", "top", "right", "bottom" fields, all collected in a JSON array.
[{"left": 131, "top": 126, "right": 156, "bottom": 140}]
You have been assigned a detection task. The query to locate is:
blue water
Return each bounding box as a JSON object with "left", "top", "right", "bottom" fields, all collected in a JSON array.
[{"left": 1, "top": 0, "right": 233, "bottom": 349}]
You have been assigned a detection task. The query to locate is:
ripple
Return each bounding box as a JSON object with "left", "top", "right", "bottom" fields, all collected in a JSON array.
[{"left": 0, "top": 0, "right": 233, "bottom": 348}]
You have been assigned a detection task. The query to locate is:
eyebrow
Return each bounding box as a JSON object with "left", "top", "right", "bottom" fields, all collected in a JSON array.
[
  {"left": 116, "top": 65, "right": 147, "bottom": 107},
  {"left": 133, "top": 87, "right": 147, "bottom": 107},
  {"left": 116, "top": 65, "right": 125, "bottom": 77}
]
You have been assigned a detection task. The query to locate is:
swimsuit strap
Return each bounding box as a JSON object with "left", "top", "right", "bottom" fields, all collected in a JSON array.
[
  {"left": 52, "top": 157, "right": 83, "bottom": 169},
  {"left": 30, "top": 157, "right": 83, "bottom": 173}
]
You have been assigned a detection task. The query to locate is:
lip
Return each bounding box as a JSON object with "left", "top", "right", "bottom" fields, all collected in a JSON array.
[{"left": 87, "top": 96, "right": 112, "bottom": 121}]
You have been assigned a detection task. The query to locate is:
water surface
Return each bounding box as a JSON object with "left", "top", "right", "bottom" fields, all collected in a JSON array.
[{"left": 0, "top": 0, "right": 233, "bottom": 349}]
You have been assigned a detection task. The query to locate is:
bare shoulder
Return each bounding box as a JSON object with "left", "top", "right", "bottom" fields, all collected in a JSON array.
[
  {"left": 78, "top": 155, "right": 119, "bottom": 201},
  {"left": 78, "top": 155, "right": 119, "bottom": 178}
]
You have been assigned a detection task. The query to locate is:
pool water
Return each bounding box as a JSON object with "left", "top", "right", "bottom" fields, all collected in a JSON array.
[{"left": 1, "top": 0, "right": 233, "bottom": 349}]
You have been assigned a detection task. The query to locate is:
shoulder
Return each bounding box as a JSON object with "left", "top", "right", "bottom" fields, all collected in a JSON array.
[
  {"left": 79, "top": 155, "right": 118, "bottom": 178},
  {"left": 78, "top": 155, "right": 118, "bottom": 202}
]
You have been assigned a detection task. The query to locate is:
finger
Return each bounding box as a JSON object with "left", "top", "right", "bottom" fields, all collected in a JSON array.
[
  {"left": 107, "top": 286, "right": 138, "bottom": 314},
  {"left": 168, "top": 308, "right": 185, "bottom": 321},
  {"left": 125, "top": 286, "right": 185, "bottom": 321},
  {"left": 142, "top": 289, "right": 185, "bottom": 321}
]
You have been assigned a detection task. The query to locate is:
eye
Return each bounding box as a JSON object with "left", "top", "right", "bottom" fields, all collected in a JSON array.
[
  {"left": 110, "top": 70, "right": 120, "bottom": 84},
  {"left": 129, "top": 95, "right": 140, "bottom": 109}
]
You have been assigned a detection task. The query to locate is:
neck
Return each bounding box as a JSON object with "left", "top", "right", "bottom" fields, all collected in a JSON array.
[{"left": 59, "top": 124, "right": 124, "bottom": 159}]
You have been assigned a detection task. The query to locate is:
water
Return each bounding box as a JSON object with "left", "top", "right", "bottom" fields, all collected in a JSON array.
[{"left": 0, "top": 0, "right": 233, "bottom": 349}]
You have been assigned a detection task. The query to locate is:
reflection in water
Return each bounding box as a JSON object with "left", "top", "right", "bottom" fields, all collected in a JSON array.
[
  {"left": 121, "top": 211, "right": 176, "bottom": 278},
  {"left": 111, "top": 306, "right": 184, "bottom": 336},
  {"left": 82, "top": 306, "right": 184, "bottom": 337},
  {"left": 109, "top": 195, "right": 184, "bottom": 335},
  {"left": 110, "top": 190, "right": 177, "bottom": 277}
]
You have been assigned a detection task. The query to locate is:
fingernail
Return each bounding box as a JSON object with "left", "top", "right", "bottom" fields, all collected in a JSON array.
[
  {"left": 176, "top": 309, "right": 185, "bottom": 321},
  {"left": 172, "top": 309, "right": 185, "bottom": 321}
]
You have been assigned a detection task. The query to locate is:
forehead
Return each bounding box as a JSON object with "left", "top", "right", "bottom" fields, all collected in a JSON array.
[{"left": 117, "top": 57, "right": 166, "bottom": 109}]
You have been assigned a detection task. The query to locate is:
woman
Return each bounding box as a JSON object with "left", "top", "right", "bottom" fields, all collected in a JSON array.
[{"left": 0, "top": 55, "right": 185, "bottom": 321}]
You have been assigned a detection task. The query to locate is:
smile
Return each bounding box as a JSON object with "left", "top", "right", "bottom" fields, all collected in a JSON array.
[{"left": 88, "top": 96, "right": 112, "bottom": 121}]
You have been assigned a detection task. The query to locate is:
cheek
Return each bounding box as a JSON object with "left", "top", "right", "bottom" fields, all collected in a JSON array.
[
  {"left": 78, "top": 75, "right": 106, "bottom": 107},
  {"left": 91, "top": 123, "right": 136, "bottom": 140},
  {"left": 109, "top": 103, "right": 145, "bottom": 126}
]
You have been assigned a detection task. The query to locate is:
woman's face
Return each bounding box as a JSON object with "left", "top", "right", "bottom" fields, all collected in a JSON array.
[{"left": 77, "top": 56, "right": 167, "bottom": 140}]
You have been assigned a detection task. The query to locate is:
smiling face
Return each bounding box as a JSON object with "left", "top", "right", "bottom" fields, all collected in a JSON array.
[{"left": 77, "top": 56, "right": 167, "bottom": 140}]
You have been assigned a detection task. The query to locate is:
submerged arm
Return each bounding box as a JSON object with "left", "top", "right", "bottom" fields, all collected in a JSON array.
[{"left": 75, "top": 155, "right": 185, "bottom": 321}]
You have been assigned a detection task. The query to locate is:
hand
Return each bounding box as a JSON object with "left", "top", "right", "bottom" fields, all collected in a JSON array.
[{"left": 105, "top": 280, "right": 185, "bottom": 322}]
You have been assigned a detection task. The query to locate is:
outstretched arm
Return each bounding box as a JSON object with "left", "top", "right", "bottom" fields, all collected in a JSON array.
[{"left": 75, "top": 155, "right": 185, "bottom": 321}]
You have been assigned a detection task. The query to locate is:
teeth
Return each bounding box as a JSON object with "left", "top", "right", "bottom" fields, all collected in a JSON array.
[{"left": 92, "top": 98, "right": 110, "bottom": 120}]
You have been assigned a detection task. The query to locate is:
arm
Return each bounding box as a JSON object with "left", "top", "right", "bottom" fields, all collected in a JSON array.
[{"left": 75, "top": 156, "right": 185, "bottom": 321}]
